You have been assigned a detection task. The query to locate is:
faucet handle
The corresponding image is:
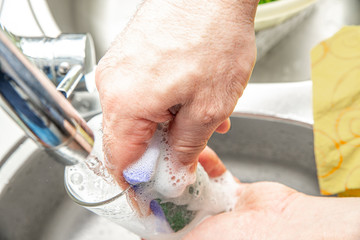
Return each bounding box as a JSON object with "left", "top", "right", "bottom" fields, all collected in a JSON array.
[{"left": 19, "top": 33, "right": 96, "bottom": 90}]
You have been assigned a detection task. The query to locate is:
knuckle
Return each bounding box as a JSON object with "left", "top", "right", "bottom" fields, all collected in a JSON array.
[
  {"left": 234, "top": 43, "right": 256, "bottom": 82},
  {"left": 95, "top": 57, "right": 116, "bottom": 92},
  {"left": 236, "top": 47, "right": 256, "bottom": 80},
  {"left": 229, "top": 52, "right": 256, "bottom": 99},
  {"left": 95, "top": 49, "right": 128, "bottom": 90},
  {"left": 197, "top": 104, "right": 229, "bottom": 128},
  {"left": 201, "top": 107, "right": 221, "bottom": 125},
  {"left": 226, "top": 79, "right": 245, "bottom": 100}
]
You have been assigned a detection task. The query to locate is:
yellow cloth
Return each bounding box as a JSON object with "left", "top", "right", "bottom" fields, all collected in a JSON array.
[{"left": 311, "top": 26, "right": 360, "bottom": 197}]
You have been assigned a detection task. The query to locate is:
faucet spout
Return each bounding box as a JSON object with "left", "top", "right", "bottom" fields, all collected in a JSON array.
[{"left": 0, "top": 25, "right": 94, "bottom": 165}]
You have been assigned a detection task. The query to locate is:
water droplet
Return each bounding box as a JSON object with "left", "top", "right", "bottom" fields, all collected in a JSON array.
[
  {"left": 171, "top": 176, "right": 176, "bottom": 180},
  {"left": 70, "top": 173, "right": 83, "bottom": 185}
]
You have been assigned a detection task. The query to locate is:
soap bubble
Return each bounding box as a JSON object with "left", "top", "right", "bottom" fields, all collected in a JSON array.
[
  {"left": 65, "top": 115, "right": 241, "bottom": 240},
  {"left": 70, "top": 172, "right": 83, "bottom": 185}
]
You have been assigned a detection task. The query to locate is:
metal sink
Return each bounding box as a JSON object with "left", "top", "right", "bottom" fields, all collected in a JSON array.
[{"left": 0, "top": 0, "right": 319, "bottom": 239}]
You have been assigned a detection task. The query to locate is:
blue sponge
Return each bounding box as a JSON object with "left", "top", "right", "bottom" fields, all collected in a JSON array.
[{"left": 123, "top": 142, "right": 160, "bottom": 185}]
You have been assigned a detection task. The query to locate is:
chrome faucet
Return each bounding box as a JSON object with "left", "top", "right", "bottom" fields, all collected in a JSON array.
[
  {"left": 19, "top": 33, "right": 96, "bottom": 90},
  {"left": 0, "top": 24, "right": 94, "bottom": 165}
]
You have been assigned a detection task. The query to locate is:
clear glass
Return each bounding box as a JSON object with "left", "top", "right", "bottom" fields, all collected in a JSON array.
[{"left": 64, "top": 115, "right": 239, "bottom": 240}]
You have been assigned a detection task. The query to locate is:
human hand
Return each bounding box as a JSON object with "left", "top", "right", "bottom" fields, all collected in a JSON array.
[
  {"left": 184, "top": 182, "right": 360, "bottom": 240},
  {"left": 95, "top": 0, "right": 258, "bottom": 186}
]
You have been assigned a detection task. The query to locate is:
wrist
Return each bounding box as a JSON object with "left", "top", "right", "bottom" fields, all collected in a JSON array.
[{"left": 148, "top": 0, "right": 259, "bottom": 25}]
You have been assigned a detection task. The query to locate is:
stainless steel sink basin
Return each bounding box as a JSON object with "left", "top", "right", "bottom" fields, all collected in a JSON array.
[{"left": 0, "top": 88, "right": 318, "bottom": 240}]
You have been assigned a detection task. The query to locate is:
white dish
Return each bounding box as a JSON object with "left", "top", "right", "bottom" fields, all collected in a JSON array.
[{"left": 255, "top": 0, "right": 319, "bottom": 31}]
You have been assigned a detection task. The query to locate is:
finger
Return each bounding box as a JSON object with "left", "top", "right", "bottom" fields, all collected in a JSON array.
[
  {"left": 198, "top": 146, "right": 227, "bottom": 178},
  {"left": 168, "top": 103, "right": 225, "bottom": 167},
  {"left": 215, "top": 118, "right": 231, "bottom": 134}
]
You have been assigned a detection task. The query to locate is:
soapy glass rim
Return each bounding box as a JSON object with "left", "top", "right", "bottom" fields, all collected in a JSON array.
[{"left": 64, "top": 168, "right": 131, "bottom": 207}]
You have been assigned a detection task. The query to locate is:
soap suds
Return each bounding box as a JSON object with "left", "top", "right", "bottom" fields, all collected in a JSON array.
[{"left": 65, "top": 114, "right": 240, "bottom": 240}]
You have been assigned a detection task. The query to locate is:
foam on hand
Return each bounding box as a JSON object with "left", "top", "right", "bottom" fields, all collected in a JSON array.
[
  {"left": 123, "top": 131, "right": 161, "bottom": 185},
  {"left": 66, "top": 114, "right": 240, "bottom": 240},
  {"left": 121, "top": 121, "right": 239, "bottom": 236},
  {"left": 123, "top": 123, "right": 197, "bottom": 199}
]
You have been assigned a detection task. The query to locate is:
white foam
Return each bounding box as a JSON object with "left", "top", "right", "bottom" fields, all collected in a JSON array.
[
  {"left": 123, "top": 130, "right": 161, "bottom": 184},
  {"left": 65, "top": 114, "right": 240, "bottom": 240},
  {"left": 151, "top": 123, "right": 197, "bottom": 198}
]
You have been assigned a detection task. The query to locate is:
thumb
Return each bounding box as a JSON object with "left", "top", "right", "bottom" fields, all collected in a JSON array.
[{"left": 169, "top": 104, "right": 227, "bottom": 167}]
